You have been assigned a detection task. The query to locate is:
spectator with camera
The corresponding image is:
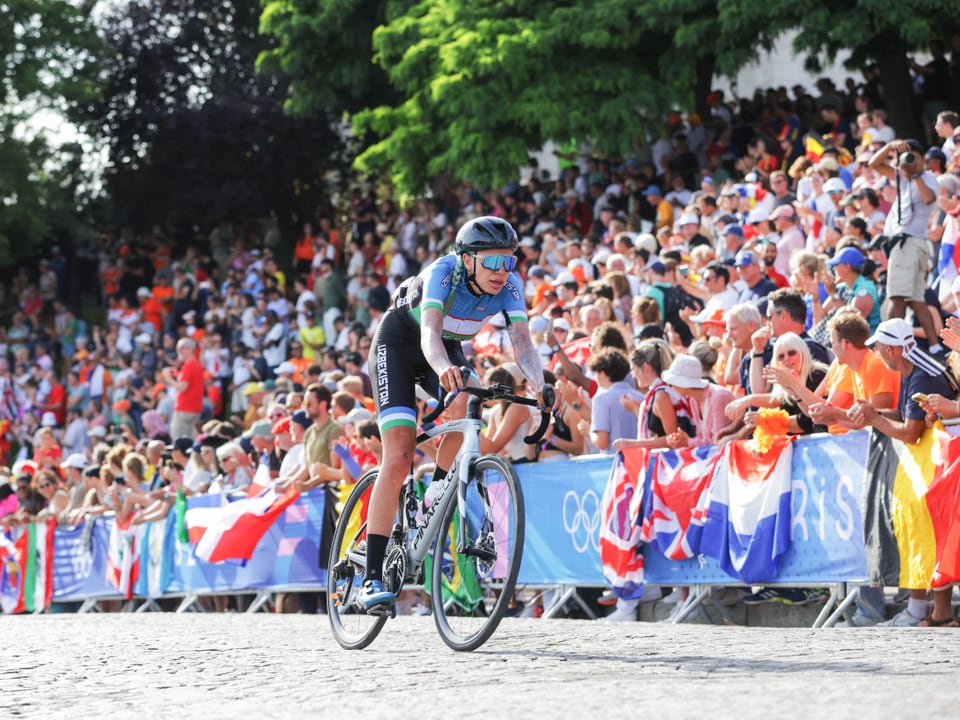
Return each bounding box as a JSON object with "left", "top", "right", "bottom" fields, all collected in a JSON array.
[{"left": 868, "top": 139, "right": 945, "bottom": 358}]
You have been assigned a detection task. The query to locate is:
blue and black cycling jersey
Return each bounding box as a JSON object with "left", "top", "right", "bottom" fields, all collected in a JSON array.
[{"left": 394, "top": 254, "right": 527, "bottom": 339}]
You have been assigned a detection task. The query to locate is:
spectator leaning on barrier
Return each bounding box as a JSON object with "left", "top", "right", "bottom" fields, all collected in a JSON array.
[{"left": 848, "top": 318, "right": 958, "bottom": 627}]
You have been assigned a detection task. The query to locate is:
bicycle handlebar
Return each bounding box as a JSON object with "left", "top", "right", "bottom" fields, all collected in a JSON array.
[{"left": 420, "top": 366, "right": 555, "bottom": 445}]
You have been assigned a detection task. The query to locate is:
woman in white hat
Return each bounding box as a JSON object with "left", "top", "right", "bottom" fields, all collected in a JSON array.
[{"left": 662, "top": 354, "right": 736, "bottom": 447}]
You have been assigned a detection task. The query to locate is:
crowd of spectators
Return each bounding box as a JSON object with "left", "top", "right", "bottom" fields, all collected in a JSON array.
[{"left": 3, "top": 72, "right": 960, "bottom": 623}]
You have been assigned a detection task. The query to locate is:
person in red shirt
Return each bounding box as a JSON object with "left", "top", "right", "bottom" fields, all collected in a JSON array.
[
  {"left": 138, "top": 287, "right": 165, "bottom": 333},
  {"left": 162, "top": 338, "right": 205, "bottom": 438}
]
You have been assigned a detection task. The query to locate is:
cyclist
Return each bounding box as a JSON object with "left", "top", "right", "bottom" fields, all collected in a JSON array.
[{"left": 360, "top": 216, "right": 549, "bottom": 612}]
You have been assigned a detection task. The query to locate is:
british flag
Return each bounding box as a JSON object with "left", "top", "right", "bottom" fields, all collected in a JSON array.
[
  {"left": 640, "top": 445, "right": 722, "bottom": 560},
  {"left": 599, "top": 449, "right": 651, "bottom": 600}
]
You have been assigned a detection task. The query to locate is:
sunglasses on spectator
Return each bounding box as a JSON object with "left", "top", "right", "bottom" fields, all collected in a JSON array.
[
  {"left": 776, "top": 349, "right": 799, "bottom": 361},
  {"left": 39, "top": 482, "right": 54, "bottom": 489},
  {"left": 475, "top": 254, "right": 517, "bottom": 272}
]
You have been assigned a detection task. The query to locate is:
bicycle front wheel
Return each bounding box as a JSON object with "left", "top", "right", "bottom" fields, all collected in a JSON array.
[
  {"left": 326, "top": 469, "right": 387, "bottom": 650},
  {"left": 431, "top": 455, "right": 524, "bottom": 652}
]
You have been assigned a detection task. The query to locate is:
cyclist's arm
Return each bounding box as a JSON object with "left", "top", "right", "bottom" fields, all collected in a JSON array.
[
  {"left": 420, "top": 306, "right": 460, "bottom": 390},
  {"left": 507, "top": 319, "right": 544, "bottom": 395}
]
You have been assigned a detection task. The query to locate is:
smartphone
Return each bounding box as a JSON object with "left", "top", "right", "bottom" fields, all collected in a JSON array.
[{"left": 911, "top": 393, "right": 929, "bottom": 403}]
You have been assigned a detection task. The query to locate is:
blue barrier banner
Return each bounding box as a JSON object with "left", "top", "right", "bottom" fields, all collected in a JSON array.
[
  {"left": 52, "top": 520, "right": 119, "bottom": 602},
  {"left": 643, "top": 432, "right": 870, "bottom": 585},
  {"left": 516, "top": 456, "right": 609, "bottom": 585},
  {"left": 50, "top": 433, "right": 871, "bottom": 604},
  {"left": 167, "top": 488, "right": 328, "bottom": 594}
]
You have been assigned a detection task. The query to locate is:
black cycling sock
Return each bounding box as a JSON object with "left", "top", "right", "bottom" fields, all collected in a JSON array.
[{"left": 364, "top": 533, "right": 389, "bottom": 583}]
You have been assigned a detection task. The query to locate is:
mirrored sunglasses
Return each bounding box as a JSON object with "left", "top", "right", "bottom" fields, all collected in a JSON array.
[{"left": 477, "top": 254, "right": 517, "bottom": 272}]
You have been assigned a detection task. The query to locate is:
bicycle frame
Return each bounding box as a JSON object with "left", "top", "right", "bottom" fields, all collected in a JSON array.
[{"left": 401, "top": 394, "right": 486, "bottom": 579}]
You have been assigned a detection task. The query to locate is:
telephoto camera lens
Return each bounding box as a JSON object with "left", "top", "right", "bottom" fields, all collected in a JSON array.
[{"left": 900, "top": 151, "right": 916, "bottom": 165}]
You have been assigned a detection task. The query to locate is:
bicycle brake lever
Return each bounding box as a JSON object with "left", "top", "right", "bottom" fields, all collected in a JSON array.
[{"left": 523, "top": 384, "right": 555, "bottom": 445}]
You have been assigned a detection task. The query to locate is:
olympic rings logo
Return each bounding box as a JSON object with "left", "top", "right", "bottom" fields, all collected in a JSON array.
[{"left": 562, "top": 490, "right": 601, "bottom": 554}]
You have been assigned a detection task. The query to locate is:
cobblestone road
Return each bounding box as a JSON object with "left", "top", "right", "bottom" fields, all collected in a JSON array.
[{"left": 4, "top": 615, "right": 958, "bottom": 719}]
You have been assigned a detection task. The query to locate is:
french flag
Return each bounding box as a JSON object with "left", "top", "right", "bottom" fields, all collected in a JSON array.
[
  {"left": 701, "top": 437, "right": 793, "bottom": 583},
  {"left": 187, "top": 485, "right": 301, "bottom": 563},
  {"left": 937, "top": 214, "right": 960, "bottom": 313},
  {"left": 640, "top": 445, "right": 722, "bottom": 560}
]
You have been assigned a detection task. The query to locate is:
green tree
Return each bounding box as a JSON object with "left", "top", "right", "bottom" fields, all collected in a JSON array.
[
  {"left": 0, "top": 0, "right": 102, "bottom": 266},
  {"left": 261, "top": 0, "right": 785, "bottom": 196}
]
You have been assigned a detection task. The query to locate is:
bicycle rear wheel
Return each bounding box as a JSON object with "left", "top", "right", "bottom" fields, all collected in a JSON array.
[
  {"left": 326, "top": 469, "right": 387, "bottom": 650},
  {"left": 431, "top": 455, "right": 524, "bottom": 652}
]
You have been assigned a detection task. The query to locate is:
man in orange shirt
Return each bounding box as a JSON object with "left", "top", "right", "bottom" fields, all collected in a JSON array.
[{"left": 807, "top": 310, "right": 900, "bottom": 428}]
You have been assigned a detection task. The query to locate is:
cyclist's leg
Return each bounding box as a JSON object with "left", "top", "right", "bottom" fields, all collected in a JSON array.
[
  {"left": 426, "top": 340, "right": 478, "bottom": 475},
  {"left": 361, "top": 311, "right": 422, "bottom": 609}
]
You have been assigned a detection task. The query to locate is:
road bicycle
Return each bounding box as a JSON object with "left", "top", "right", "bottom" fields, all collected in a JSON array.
[{"left": 327, "top": 374, "right": 554, "bottom": 651}]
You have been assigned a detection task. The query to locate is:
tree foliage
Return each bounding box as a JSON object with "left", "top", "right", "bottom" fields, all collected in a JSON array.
[
  {"left": 262, "top": 0, "right": 787, "bottom": 196},
  {"left": 0, "top": 0, "right": 103, "bottom": 266},
  {"left": 257, "top": 0, "right": 401, "bottom": 116},
  {"left": 90, "top": 0, "right": 347, "bottom": 236}
]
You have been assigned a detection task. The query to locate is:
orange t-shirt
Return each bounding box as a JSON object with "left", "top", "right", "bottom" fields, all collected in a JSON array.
[
  {"left": 852, "top": 350, "right": 901, "bottom": 404},
  {"left": 152, "top": 285, "right": 175, "bottom": 314}
]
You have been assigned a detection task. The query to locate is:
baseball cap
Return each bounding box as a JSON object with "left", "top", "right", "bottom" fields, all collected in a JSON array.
[
  {"left": 135, "top": 332, "right": 153, "bottom": 344},
  {"left": 678, "top": 212, "right": 700, "bottom": 226},
  {"left": 166, "top": 437, "right": 195, "bottom": 454},
  {"left": 528, "top": 265, "right": 547, "bottom": 279},
  {"left": 826, "top": 247, "right": 865, "bottom": 269},
  {"left": 646, "top": 260, "right": 666, "bottom": 275},
  {"left": 823, "top": 177, "right": 847, "bottom": 194},
  {"left": 242, "top": 381, "right": 265, "bottom": 396},
  {"left": 745, "top": 207, "right": 769, "bottom": 224},
  {"left": 338, "top": 407, "right": 374, "bottom": 425},
  {"left": 60, "top": 453, "right": 88, "bottom": 470},
  {"left": 553, "top": 318, "right": 571, "bottom": 332},
  {"left": 275, "top": 361, "right": 296, "bottom": 376},
  {"left": 271, "top": 416, "right": 291, "bottom": 434},
  {"left": 519, "top": 236, "right": 537, "bottom": 248},
  {"left": 551, "top": 271, "right": 577, "bottom": 287},
  {"left": 723, "top": 224, "right": 744, "bottom": 239},
  {"left": 243, "top": 419, "right": 273, "bottom": 438},
  {"left": 769, "top": 205, "right": 797, "bottom": 221},
  {"left": 926, "top": 146, "right": 948, "bottom": 162},
  {"left": 291, "top": 409, "right": 313, "bottom": 430},
  {"left": 643, "top": 185, "right": 662, "bottom": 197},
  {"left": 529, "top": 315, "right": 549, "bottom": 333},
  {"left": 734, "top": 250, "right": 759, "bottom": 268},
  {"left": 866, "top": 318, "right": 914, "bottom": 348}
]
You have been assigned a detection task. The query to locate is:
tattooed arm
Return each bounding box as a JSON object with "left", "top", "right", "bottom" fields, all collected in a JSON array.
[{"left": 507, "top": 319, "right": 544, "bottom": 396}]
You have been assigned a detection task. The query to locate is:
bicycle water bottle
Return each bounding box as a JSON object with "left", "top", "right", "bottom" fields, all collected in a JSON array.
[{"left": 423, "top": 464, "right": 450, "bottom": 512}]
